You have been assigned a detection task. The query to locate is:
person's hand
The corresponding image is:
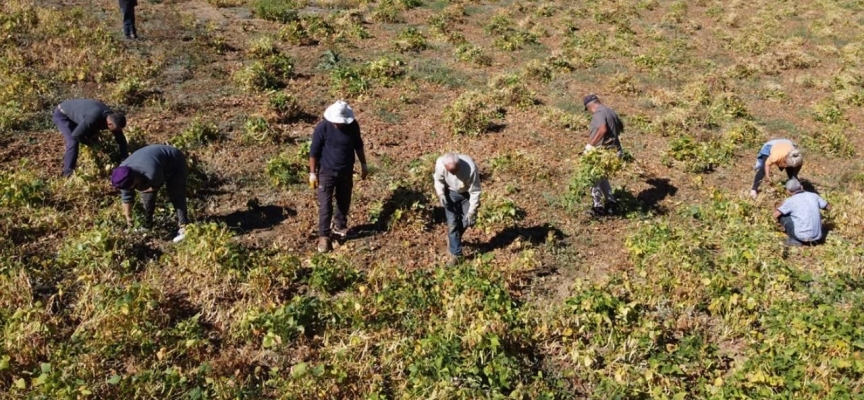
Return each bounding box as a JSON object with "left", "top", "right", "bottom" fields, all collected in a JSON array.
[
  {"left": 309, "top": 173, "right": 318, "bottom": 189},
  {"left": 439, "top": 195, "right": 447, "bottom": 208},
  {"left": 360, "top": 163, "right": 368, "bottom": 180},
  {"left": 463, "top": 213, "right": 476, "bottom": 228},
  {"left": 583, "top": 144, "right": 595, "bottom": 154}
]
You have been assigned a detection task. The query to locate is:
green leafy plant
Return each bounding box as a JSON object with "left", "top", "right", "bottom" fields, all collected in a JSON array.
[
  {"left": 0, "top": 166, "right": 47, "bottom": 208},
  {"left": 567, "top": 148, "right": 631, "bottom": 203},
  {"left": 393, "top": 27, "right": 427, "bottom": 52},
  {"left": 268, "top": 91, "right": 302, "bottom": 123},
  {"left": 265, "top": 148, "right": 306, "bottom": 187},
  {"left": 663, "top": 136, "right": 734, "bottom": 173},
  {"left": 242, "top": 115, "right": 271, "bottom": 143},
  {"left": 445, "top": 90, "right": 504, "bottom": 136},
  {"left": 251, "top": 0, "right": 299, "bottom": 23},
  {"left": 172, "top": 117, "right": 220, "bottom": 149},
  {"left": 454, "top": 43, "right": 492, "bottom": 66},
  {"left": 307, "top": 255, "right": 361, "bottom": 294}
]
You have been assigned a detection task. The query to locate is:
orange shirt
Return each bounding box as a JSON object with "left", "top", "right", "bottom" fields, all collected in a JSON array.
[{"left": 766, "top": 142, "right": 794, "bottom": 168}]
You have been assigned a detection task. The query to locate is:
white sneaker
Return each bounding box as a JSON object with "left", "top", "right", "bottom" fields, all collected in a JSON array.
[
  {"left": 172, "top": 228, "right": 186, "bottom": 243},
  {"left": 749, "top": 190, "right": 758, "bottom": 200}
]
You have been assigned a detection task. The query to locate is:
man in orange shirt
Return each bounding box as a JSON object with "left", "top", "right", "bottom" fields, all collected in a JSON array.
[{"left": 750, "top": 139, "right": 803, "bottom": 199}]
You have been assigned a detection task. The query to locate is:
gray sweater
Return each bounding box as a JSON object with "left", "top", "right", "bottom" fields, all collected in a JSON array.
[
  {"left": 119, "top": 145, "right": 186, "bottom": 203},
  {"left": 60, "top": 98, "right": 128, "bottom": 155}
]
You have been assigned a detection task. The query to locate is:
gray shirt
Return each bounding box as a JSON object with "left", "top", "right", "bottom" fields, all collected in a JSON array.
[
  {"left": 120, "top": 145, "right": 186, "bottom": 203},
  {"left": 589, "top": 104, "right": 624, "bottom": 150},
  {"left": 777, "top": 191, "right": 828, "bottom": 242},
  {"left": 59, "top": 98, "right": 128, "bottom": 155},
  {"left": 433, "top": 154, "right": 482, "bottom": 216}
]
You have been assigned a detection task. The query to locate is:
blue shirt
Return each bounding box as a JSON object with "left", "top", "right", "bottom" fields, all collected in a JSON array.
[
  {"left": 777, "top": 191, "right": 828, "bottom": 242},
  {"left": 310, "top": 120, "right": 363, "bottom": 173}
]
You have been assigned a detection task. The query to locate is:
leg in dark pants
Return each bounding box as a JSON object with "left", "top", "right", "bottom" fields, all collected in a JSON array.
[
  {"left": 779, "top": 215, "right": 801, "bottom": 245},
  {"left": 444, "top": 190, "right": 470, "bottom": 257},
  {"left": 783, "top": 165, "right": 801, "bottom": 180},
  {"left": 333, "top": 173, "right": 353, "bottom": 232},
  {"left": 317, "top": 170, "right": 353, "bottom": 237},
  {"left": 139, "top": 191, "right": 158, "bottom": 228},
  {"left": 53, "top": 108, "right": 80, "bottom": 177},
  {"left": 751, "top": 156, "right": 768, "bottom": 191},
  {"left": 166, "top": 165, "right": 190, "bottom": 226},
  {"left": 120, "top": 1, "right": 137, "bottom": 38}
]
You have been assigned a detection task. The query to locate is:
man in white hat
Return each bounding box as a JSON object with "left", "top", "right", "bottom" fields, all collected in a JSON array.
[{"left": 309, "top": 100, "right": 368, "bottom": 253}]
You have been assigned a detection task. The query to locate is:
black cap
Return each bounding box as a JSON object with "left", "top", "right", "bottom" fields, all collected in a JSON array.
[{"left": 583, "top": 94, "right": 599, "bottom": 110}]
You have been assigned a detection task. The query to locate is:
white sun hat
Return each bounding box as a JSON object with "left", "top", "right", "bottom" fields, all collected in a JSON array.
[{"left": 323, "top": 100, "right": 355, "bottom": 124}]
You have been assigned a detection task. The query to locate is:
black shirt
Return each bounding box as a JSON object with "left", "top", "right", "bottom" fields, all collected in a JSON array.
[{"left": 310, "top": 120, "right": 363, "bottom": 173}]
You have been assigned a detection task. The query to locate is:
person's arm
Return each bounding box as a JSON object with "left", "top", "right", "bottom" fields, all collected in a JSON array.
[
  {"left": 113, "top": 130, "right": 129, "bottom": 158},
  {"left": 309, "top": 124, "right": 324, "bottom": 173},
  {"left": 588, "top": 123, "right": 607, "bottom": 147},
  {"left": 818, "top": 196, "right": 830, "bottom": 211},
  {"left": 433, "top": 159, "right": 446, "bottom": 199},
  {"left": 466, "top": 166, "right": 481, "bottom": 217},
  {"left": 354, "top": 125, "right": 367, "bottom": 179},
  {"left": 70, "top": 115, "right": 95, "bottom": 140},
  {"left": 121, "top": 189, "right": 135, "bottom": 226},
  {"left": 775, "top": 200, "right": 792, "bottom": 220}
]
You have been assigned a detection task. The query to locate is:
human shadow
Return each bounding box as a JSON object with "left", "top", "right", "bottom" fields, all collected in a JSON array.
[
  {"left": 374, "top": 186, "right": 431, "bottom": 232},
  {"left": 634, "top": 178, "right": 678, "bottom": 214},
  {"left": 799, "top": 178, "right": 820, "bottom": 194},
  {"left": 207, "top": 204, "right": 296, "bottom": 232},
  {"left": 475, "top": 224, "right": 566, "bottom": 253}
]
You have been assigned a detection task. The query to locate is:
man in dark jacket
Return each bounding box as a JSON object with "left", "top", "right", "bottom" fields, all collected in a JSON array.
[
  {"left": 309, "top": 100, "right": 368, "bottom": 253},
  {"left": 111, "top": 145, "right": 189, "bottom": 243},
  {"left": 53, "top": 99, "right": 128, "bottom": 177},
  {"left": 119, "top": 0, "right": 138, "bottom": 39}
]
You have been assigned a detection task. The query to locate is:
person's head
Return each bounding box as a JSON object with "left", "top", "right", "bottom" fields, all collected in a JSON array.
[
  {"left": 442, "top": 153, "right": 460, "bottom": 174},
  {"left": 323, "top": 100, "right": 355, "bottom": 127},
  {"left": 785, "top": 178, "right": 803, "bottom": 194},
  {"left": 111, "top": 166, "right": 139, "bottom": 191},
  {"left": 583, "top": 94, "right": 601, "bottom": 112},
  {"left": 106, "top": 113, "right": 126, "bottom": 134},
  {"left": 785, "top": 149, "right": 803, "bottom": 168}
]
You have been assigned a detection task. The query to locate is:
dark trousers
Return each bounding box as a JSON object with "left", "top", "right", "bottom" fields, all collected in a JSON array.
[
  {"left": 444, "top": 190, "right": 471, "bottom": 257},
  {"left": 141, "top": 166, "right": 189, "bottom": 227},
  {"left": 53, "top": 108, "right": 84, "bottom": 177},
  {"left": 317, "top": 169, "right": 353, "bottom": 237},
  {"left": 752, "top": 156, "right": 801, "bottom": 191},
  {"left": 779, "top": 215, "right": 803, "bottom": 244},
  {"left": 120, "top": 1, "right": 137, "bottom": 37}
]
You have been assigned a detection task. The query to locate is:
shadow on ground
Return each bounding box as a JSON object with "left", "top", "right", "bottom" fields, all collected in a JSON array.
[
  {"left": 476, "top": 223, "right": 566, "bottom": 253},
  {"left": 613, "top": 178, "right": 678, "bottom": 216},
  {"left": 207, "top": 204, "right": 296, "bottom": 232}
]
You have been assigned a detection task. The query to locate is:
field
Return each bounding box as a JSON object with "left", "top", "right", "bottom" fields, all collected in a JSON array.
[{"left": 2, "top": 0, "right": 864, "bottom": 398}]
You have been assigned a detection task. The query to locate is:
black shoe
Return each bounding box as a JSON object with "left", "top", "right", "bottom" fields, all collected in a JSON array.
[
  {"left": 588, "top": 206, "right": 607, "bottom": 218},
  {"left": 784, "top": 237, "right": 803, "bottom": 247},
  {"left": 605, "top": 200, "right": 619, "bottom": 215}
]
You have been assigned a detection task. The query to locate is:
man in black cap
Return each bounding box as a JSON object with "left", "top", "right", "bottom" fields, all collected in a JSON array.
[
  {"left": 52, "top": 99, "right": 128, "bottom": 177},
  {"left": 583, "top": 94, "right": 624, "bottom": 217}
]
